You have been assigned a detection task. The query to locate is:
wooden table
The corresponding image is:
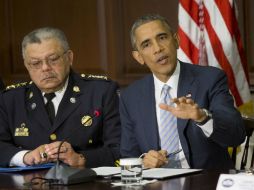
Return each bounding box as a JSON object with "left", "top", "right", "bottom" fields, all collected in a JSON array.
[{"left": 0, "top": 169, "right": 227, "bottom": 190}]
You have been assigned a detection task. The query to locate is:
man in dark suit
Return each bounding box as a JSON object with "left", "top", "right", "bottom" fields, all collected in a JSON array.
[
  {"left": 0, "top": 27, "right": 121, "bottom": 168},
  {"left": 120, "top": 14, "right": 245, "bottom": 169}
]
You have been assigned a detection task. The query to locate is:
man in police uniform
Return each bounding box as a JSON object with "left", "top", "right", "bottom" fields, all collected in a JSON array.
[{"left": 0, "top": 27, "right": 121, "bottom": 168}]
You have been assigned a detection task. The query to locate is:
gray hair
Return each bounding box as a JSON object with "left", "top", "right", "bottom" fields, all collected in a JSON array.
[
  {"left": 130, "top": 14, "right": 173, "bottom": 50},
  {"left": 22, "top": 27, "right": 70, "bottom": 58}
]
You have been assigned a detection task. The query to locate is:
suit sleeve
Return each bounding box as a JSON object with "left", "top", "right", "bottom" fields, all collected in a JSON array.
[
  {"left": 82, "top": 81, "right": 121, "bottom": 168},
  {"left": 205, "top": 71, "right": 246, "bottom": 147}
]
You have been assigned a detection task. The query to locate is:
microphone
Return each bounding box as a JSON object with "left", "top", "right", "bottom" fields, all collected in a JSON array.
[{"left": 44, "top": 109, "right": 101, "bottom": 185}]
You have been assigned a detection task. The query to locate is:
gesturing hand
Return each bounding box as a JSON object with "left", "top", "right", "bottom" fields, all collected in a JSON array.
[{"left": 159, "top": 96, "right": 207, "bottom": 122}]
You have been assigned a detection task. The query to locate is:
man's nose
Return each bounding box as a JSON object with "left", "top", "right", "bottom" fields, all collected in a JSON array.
[
  {"left": 153, "top": 41, "right": 163, "bottom": 54},
  {"left": 41, "top": 60, "right": 52, "bottom": 71}
]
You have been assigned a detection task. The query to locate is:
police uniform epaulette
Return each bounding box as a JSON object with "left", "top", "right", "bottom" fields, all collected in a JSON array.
[
  {"left": 80, "top": 74, "right": 109, "bottom": 81},
  {"left": 4, "top": 81, "right": 33, "bottom": 91}
]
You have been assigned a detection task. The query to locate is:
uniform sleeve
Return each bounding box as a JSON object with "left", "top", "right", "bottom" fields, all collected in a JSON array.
[
  {"left": 0, "top": 93, "right": 23, "bottom": 167},
  {"left": 82, "top": 81, "right": 121, "bottom": 168}
]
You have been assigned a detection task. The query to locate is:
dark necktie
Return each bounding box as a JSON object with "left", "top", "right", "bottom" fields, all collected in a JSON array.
[{"left": 44, "top": 93, "right": 56, "bottom": 124}]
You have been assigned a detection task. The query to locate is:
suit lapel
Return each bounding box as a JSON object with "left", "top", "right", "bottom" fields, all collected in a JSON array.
[
  {"left": 139, "top": 75, "right": 160, "bottom": 150},
  {"left": 177, "top": 62, "right": 198, "bottom": 162}
]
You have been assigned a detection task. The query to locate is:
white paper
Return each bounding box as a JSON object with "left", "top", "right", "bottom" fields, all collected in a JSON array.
[
  {"left": 92, "top": 167, "right": 121, "bottom": 176},
  {"left": 142, "top": 168, "right": 202, "bottom": 179},
  {"left": 92, "top": 167, "right": 201, "bottom": 179},
  {"left": 216, "top": 174, "right": 254, "bottom": 190}
]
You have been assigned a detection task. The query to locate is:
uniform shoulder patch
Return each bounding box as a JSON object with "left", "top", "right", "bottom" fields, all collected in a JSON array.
[
  {"left": 5, "top": 81, "right": 32, "bottom": 91},
  {"left": 80, "top": 74, "right": 109, "bottom": 81}
]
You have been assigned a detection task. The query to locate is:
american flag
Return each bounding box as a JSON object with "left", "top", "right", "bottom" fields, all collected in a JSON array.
[{"left": 177, "top": 0, "right": 251, "bottom": 108}]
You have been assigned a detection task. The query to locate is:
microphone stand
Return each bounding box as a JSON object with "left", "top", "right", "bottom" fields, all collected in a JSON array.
[{"left": 45, "top": 160, "right": 96, "bottom": 185}]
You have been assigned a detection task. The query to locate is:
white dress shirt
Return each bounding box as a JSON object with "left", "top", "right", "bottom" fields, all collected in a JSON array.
[
  {"left": 153, "top": 61, "right": 214, "bottom": 168},
  {"left": 9, "top": 78, "right": 69, "bottom": 167}
]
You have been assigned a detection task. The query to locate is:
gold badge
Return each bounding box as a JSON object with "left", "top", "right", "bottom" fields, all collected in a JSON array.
[
  {"left": 88, "top": 139, "right": 93, "bottom": 144},
  {"left": 73, "top": 86, "right": 80, "bottom": 92},
  {"left": 81, "top": 115, "right": 92, "bottom": 126},
  {"left": 14, "top": 123, "right": 29, "bottom": 136}
]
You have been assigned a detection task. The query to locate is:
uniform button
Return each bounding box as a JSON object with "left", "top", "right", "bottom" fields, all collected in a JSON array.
[
  {"left": 88, "top": 139, "right": 93, "bottom": 144},
  {"left": 70, "top": 97, "right": 76, "bottom": 103},
  {"left": 50, "top": 134, "right": 57, "bottom": 141}
]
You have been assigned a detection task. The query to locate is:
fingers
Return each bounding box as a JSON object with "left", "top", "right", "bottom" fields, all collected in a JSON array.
[
  {"left": 159, "top": 103, "right": 170, "bottom": 111},
  {"left": 44, "top": 141, "right": 85, "bottom": 167},
  {"left": 172, "top": 97, "right": 194, "bottom": 105},
  {"left": 159, "top": 96, "right": 203, "bottom": 120},
  {"left": 23, "top": 145, "right": 48, "bottom": 165},
  {"left": 159, "top": 96, "right": 194, "bottom": 109},
  {"left": 143, "top": 150, "right": 168, "bottom": 168},
  {"left": 23, "top": 141, "right": 83, "bottom": 167},
  {"left": 158, "top": 150, "right": 167, "bottom": 157},
  {"left": 44, "top": 141, "right": 73, "bottom": 162},
  {"left": 45, "top": 141, "right": 69, "bottom": 156}
]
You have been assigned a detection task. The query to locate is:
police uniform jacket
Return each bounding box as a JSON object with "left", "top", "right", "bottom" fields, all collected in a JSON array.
[{"left": 0, "top": 71, "right": 121, "bottom": 167}]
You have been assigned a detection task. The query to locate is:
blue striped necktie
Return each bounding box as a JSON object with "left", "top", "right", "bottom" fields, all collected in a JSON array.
[{"left": 159, "top": 84, "right": 179, "bottom": 156}]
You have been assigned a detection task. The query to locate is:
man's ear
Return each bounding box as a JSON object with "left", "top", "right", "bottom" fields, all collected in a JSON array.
[
  {"left": 173, "top": 33, "right": 179, "bottom": 49},
  {"left": 24, "top": 62, "right": 29, "bottom": 70},
  {"left": 67, "top": 50, "right": 74, "bottom": 66},
  {"left": 132, "top": 51, "right": 145, "bottom": 65}
]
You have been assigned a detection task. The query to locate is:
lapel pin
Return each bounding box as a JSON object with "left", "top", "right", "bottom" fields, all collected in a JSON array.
[
  {"left": 186, "top": 93, "right": 192, "bottom": 98},
  {"left": 81, "top": 115, "right": 92, "bottom": 127}
]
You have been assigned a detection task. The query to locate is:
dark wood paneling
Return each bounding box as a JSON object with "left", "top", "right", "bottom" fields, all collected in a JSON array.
[
  {"left": 0, "top": 0, "right": 105, "bottom": 84},
  {"left": 104, "top": 0, "right": 179, "bottom": 85},
  {"left": 244, "top": 0, "right": 254, "bottom": 74},
  {"left": 0, "top": 0, "right": 253, "bottom": 87}
]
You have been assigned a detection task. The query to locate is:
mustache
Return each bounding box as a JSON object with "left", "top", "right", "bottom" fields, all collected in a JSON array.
[
  {"left": 156, "top": 55, "right": 168, "bottom": 63},
  {"left": 41, "top": 73, "right": 57, "bottom": 80}
]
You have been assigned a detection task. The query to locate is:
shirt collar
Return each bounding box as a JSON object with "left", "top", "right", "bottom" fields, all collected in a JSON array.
[
  {"left": 42, "top": 77, "right": 69, "bottom": 101},
  {"left": 153, "top": 60, "right": 180, "bottom": 94}
]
